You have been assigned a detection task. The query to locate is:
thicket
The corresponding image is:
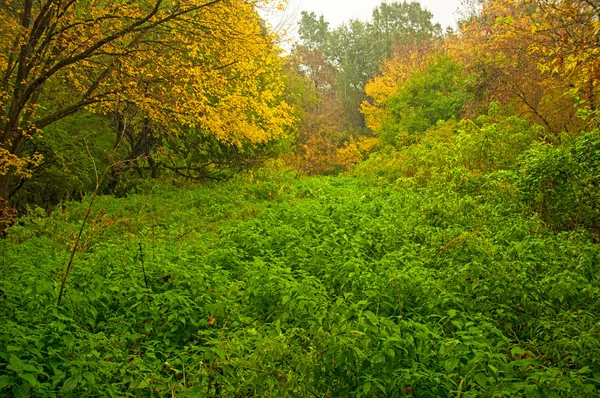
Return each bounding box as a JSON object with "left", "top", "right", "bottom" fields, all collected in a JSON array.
[{"left": 1, "top": 170, "right": 600, "bottom": 396}]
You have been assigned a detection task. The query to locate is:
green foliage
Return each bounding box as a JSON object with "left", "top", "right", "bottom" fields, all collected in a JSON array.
[
  {"left": 295, "top": 1, "right": 441, "bottom": 131},
  {"left": 12, "top": 112, "right": 116, "bottom": 210},
  {"left": 155, "top": 128, "right": 286, "bottom": 183},
  {"left": 328, "top": 1, "right": 442, "bottom": 90},
  {"left": 356, "top": 106, "right": 542, "bottom": 193},
  {"left": 515, "top": 131, "right": 600, "bottom": 232},
  {"left": 4, "top": 2, "right": 600, "bottom": 395},
  {"left": 379, "top": 56, "right": 472, "bottom": 146},
  {"left": 2, "top": 168, "right": 600, "bottom": 396},
  {"left": 298, "top": 12, "right": 330, "bottom": 51}
]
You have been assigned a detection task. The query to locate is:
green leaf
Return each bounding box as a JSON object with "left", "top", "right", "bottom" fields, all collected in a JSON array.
[
  {"left": 18, "top": 373, "right": 38, "bottom": 386},
  {"left": 0, "top": 375, "right": 14, "bottom": 390},
  {"left": 213, "top": 348, "right": 226, "bottom": 359},
  {"left": 135, "top": 378, "right": 149, "bottom": 389},
  {"left": 451, "top": 320, "right": 463, "bottom": 329},
  {"left": 13, "top": 383, "right": 30, "bottom": 398},
  {"left": 474, "top": 372, "right": 487, "bottom": 387},
  {"left": 363, "top": 381, "right": 371, "bottom": 393},
  {"left": 8, "top": 355, "right": 23, "bottom": 372},
  {"left": 510, "top": 347, "right": 525, "bottom": 357},
  {"left": 83, "top": 372, "right": 96, "bottom": 386},
  {"left": 364, "top": 311, "right": 379, "bottom": 326},
  {"left": 578, "top": 366, "right": 590, "bottom": 374},
  {"left": 51, "top": 372, "right": 66, "bottom": 388},
  {"left": 62, "top": 377, "right": 79, "bottom": 392},
  {"left": 445, "top": 358, "right": 460, "bottom": 373},
  {"left": 21, "top": 364, "right": 38, "bottom": 373}
]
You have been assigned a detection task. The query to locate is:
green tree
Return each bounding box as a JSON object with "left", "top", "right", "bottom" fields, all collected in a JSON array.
[
  {"left": 295, "top": 1, "right": 441, "bottom": 131},
  {"left": 369, "top": 1, "right": 442, "bottom": 64},
  {"left": 298, "top": 11, "right": 330, "bottom": 51},
  {"left": 379, "top": 56, "right": 471, "bottom": 146}
]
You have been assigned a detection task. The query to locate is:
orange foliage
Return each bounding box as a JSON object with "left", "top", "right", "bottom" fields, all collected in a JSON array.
[
  {"left": 336, "top": 137, "right": 380, "bottom": 169},
  {"left": 527, "top": 0, "right": 600, "bottom": 120},
  {"left": 364, "top": 0, "right": 598, "bottom": 136},
  {"left": 449, "top": 0, "right": 591, "bottom": 132},
  {"left": 285, "top": 44, "right": 369, "bottom": 175}
]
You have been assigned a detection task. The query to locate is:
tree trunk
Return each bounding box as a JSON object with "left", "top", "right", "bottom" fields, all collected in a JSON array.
[{"left": 0, "top": 173, "right": 13, "bottom": 235}]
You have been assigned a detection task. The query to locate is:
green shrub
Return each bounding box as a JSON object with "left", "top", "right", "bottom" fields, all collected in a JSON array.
[
  {"left": 354, "top": 106, "right": 541, "bottom": 196},
  {"left": 12, "top": 112, "right": 116, "bottom": 211},
  {"left": 2, "top": 174, "right": 599, "bottom": 396},
  {"left": 515, "top": 131, "right": 600, "bottom": 233},
  {"left": 379, "top": 56, "right": 472, "bottom": 147}
]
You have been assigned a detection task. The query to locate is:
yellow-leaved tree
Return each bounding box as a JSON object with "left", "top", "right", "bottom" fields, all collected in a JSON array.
[
  {"left": 0, "top": 0, "right": 292, "bottom": 201},
  {"left": 526, "top": 0, "right": 600, "bottom": 122},
  {"left": 449, "top": 0, "right": 594, "bottom": 133}
]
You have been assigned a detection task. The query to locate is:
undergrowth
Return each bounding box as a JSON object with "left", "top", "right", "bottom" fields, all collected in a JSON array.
[{"left": 1, "top": 171, "right": 599, "bottom": 397}]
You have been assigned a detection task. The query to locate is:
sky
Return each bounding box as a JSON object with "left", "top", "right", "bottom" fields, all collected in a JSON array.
[{"left": 264, "top": 0, "right": 464, "bottom": 44}]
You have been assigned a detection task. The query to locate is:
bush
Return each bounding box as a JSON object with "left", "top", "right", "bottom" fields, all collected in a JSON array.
[
  {"left": 2, "top": 175, "right": 600, "bottom": 396},
  {"left": 378, "top": 56, "right": 472, "bottom": 147},
  {"left": 354, "top": 106, "right": 542, "bottom": 195},
  {"left": 516, "top": 131, "right": 600, "bottom": 233},
  {"left": 12, "top": 112, "right": 116, "bottom": 211}
]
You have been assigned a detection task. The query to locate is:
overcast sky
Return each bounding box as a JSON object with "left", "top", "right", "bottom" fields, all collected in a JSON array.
[{"left": 264, "top": 0, "right": 464, "bottom": 43}]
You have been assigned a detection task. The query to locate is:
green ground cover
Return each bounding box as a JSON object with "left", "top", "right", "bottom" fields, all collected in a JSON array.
[{"left": 1, "top": 173, "right": 599, "bottom": 397}]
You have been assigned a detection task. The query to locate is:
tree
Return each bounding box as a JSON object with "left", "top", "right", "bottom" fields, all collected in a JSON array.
[
  {"left": 298, "top": 11, "right": 330, "bottom": 51},
  {"left": 0, "top": 0, "right": 292, "bottom": 203},
  {"left": 369, "top": 1, "right": 442, "bottom": 61},
  {"left": 283, "top": 48, "right": 350, "bottom": 175},
  {"left": 527, "top": 0, "right": 600, "bottom": 123},
  {"left": 361, "top": 39, "right": 439, "bottom": 132},
  {"left": 450, "top": 0, "right": 590, "bottom": 134},
  {"left": 294, "top": 1, "right": 441, "bottom": 131},
  {"left": 373, "top": 55, "right": 471, "bottom": 146}
]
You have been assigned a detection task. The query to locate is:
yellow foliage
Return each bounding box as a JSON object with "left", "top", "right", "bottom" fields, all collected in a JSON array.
[
  {"left": 0, "top": 0, "right": 293, "bottom": 193},
  {"left": 450, "top": 0, "right": 593, "bottom": 132},
  {"left": 0, "top": 149, "right": 41, "bottom": 178},
  {"left": 336, "top": 137, "right": 380, "bottom": 169},
  {"left": 526, "top": 0, "right": 600, "bottom": 115},
  {"left": 290, "top": 135, "right": 379, "bottom": 176}
]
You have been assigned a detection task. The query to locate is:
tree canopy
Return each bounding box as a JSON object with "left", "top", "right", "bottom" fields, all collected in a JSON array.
[{"left": 0, "top": 0, "right": 292, "bottom": 199}]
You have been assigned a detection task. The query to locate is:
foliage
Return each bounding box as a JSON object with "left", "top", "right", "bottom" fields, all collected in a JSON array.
[
  {"left": 0, "top": 0, "right": 293, "bottom": 201},
  {"left": 289, "top": 3, "right": 442, "bottom": 175},
  {"left": 2, "top": 1, "right": 600, "bottom": 396},
  {"left": 10, "top": 112, "right": 116, "bottom": 210},
  {"left": 354, "top": 105, "right": 543, "bottom": 189},
  {"left": 2, "top": 171, "right": 600, "bottom": 396},
  {"left": 285, "top": 38, "right": 380, "bottom": 175},
  {"left": 283, "top": 51, "right": 352, "bottom": 175},
  {"left": 294, "top": 2, "right": 441, "bottom": 133},
  {"left": 328, "top": 1, "right": 441, "bottom": 92},
  {"left": 299, "top": 2, "right": 440, "bottom": 89},
  {"left": 362, "top": 39, "right": 440, "bottom": 132},
  {"left": 527, "top": 0, "right": 600, "bottom": 124},
  {"left": 375, "top": 56, "right": 473, "bottom": 146},
  {"left": 515, "top": 131, "right": 600, "bottom": 233},
  {"left": 450, "top": 0, "right": 591, "bottom": 133}
]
